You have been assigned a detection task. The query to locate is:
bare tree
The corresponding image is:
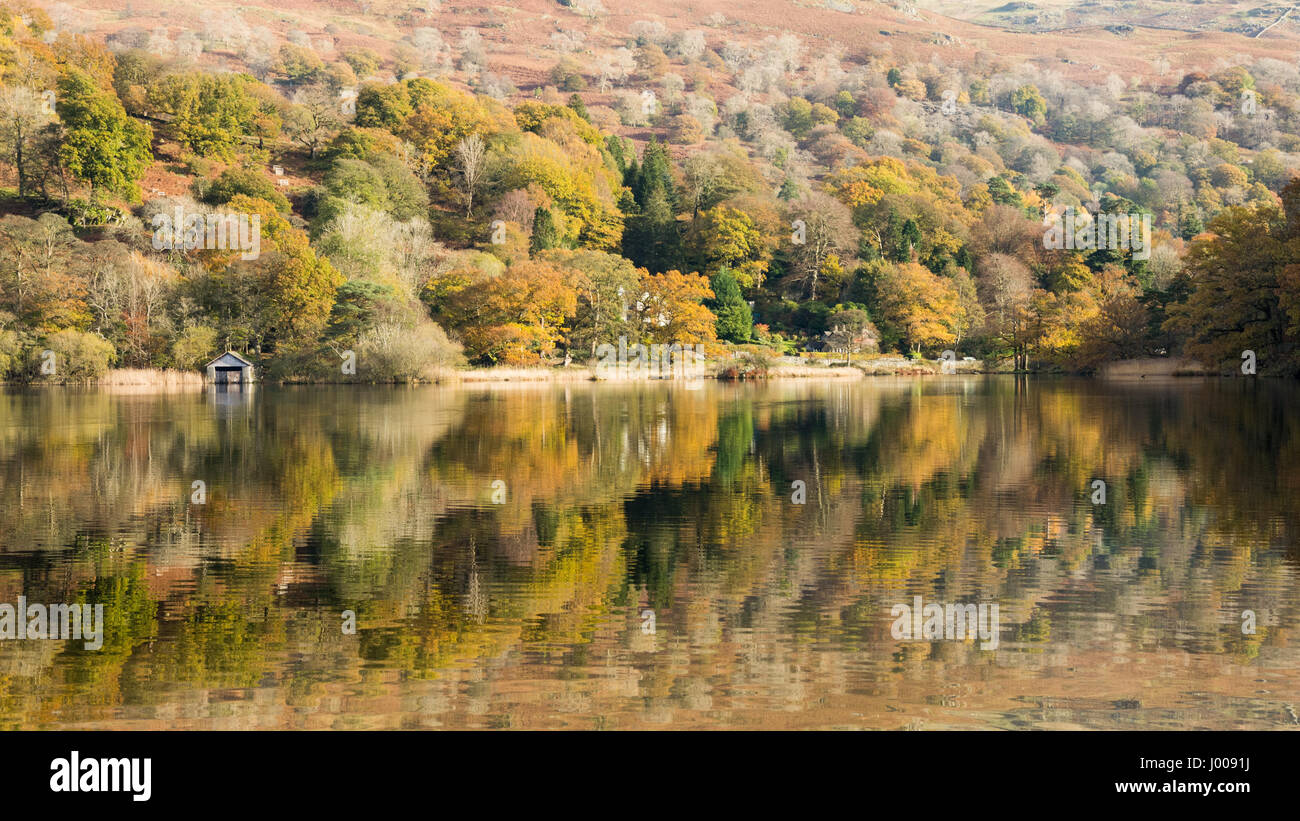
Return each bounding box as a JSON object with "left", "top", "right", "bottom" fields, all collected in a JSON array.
[
  {"left": 285, "top": 85, "right": 341, "bottom": 159},
  {"left": 969, "top": 203, "right": 1040, "bottom": 260},
  {"left": 0, "top": 85, "right": 52, "bottom": 198},
  {"left": 244, "top": 27, "right": 278, "bottom": 79},
  {"left": 976, "top": 253, "right": 1035, "bottom": 370},
  {"left": 674, "top": 30, "right": 707, "bottom": 61},
  {"left": 594, "top": 48, "right": 634, "bottom": 92},
  {"left": 454, "top": 134, "right": 487, "bottom": 218},
  {"left": 492, "top": 189, "right": 537, "bottom": 232},
  {"left": 411, "top": 27, "right": 449, "bottom": 74},
  {"left": 570, "top": 0, "right": 607, "bottom": 20},
  {"left": 784, "top": 193, "right": 855, "bottom": 300},
  {"left": 459, "top": 28, "right": 487, "bottom": 71},
  {"left": 175, "top": 31, "right": 203, "bottom": 61},
  {"left": 146, "top": 27, "right": 173, "bottom": 57},
  {"left": 681, "top": 151, "right": 721, "bottom": 219}
]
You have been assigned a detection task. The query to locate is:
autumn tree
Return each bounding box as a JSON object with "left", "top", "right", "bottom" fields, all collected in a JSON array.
[
  {"left": 314, "top": 155, "right": 428, "bottom": 223},
  {"left": 396, "top": 79, "right": 507, "bottom": 176},
  {"left": 633, "top": 269, "right": 716, "bottom": 345},
  {"left": 0, "top": 85, "right": 53, "bottom": 198},
  {"left": 274, "top": 44, "right": 324, "bottom": 86},
  {"left": 146, "top": 72, "right": 259, "bottom": 158},
  {"left": 56, "top": 68, "right": 153, "bottom": 200},
  {"left": 1011, "top": 83, "right": 1047, "bottom": 125},
  {"left": 284, "top": 84, "right": 341, "bottom": 159},
  {"left": 1074, "top": 265, "right": 1150, "bottom": 368},
  {"left": 977, "top": 253, "right": 1036, "bottom": 369},
  {"left": 1165, "top": 182, "right": 1300, "bottom": 374},
  {"left": 436, "top": 260, "right": 578, "bottom": 365},
  {"left": 538, "top": 248, "right": 639, "bottom": 356},
  {"left": 874, "top": 261, "right": 962, "bottom": 354},
  {"left": 84, "top": 244, "right": 176, "bottom": 366},
  {"left": 0, "top": 213, "right": 93, "bottom": 330},
  {"left": 222, "top": 195, "right": 343, "bottom": 356},
  {"left": 354, "top": 82, "right": 413, "bottom": 129},
  {"left": 782, "top": 193, "right": 855, "bottom": 301},
  {"left": 685, "top": 205, "right": 772, "bottom": 290}
]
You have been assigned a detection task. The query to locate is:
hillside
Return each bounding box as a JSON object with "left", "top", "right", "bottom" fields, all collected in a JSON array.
[
  {"left": 2, "top": 0, "right": 1300, "bottom": 381},
  {"left": 919, "top": 0, "right": 1300, "bottom": 36}
]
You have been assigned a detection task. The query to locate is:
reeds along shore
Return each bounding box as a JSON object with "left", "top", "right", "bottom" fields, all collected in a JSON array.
[
  {"left": 40, "top": 364, "right": 865, "bottom": 387},
  {"left": 21, "top": 357, "right": 1219, "bottom": 388},
  {"left": 97, "top": 368, "right": 207, "bottom": 388},
  {"left": 2, "top": 369, "right": 209, "bottom": 390}
]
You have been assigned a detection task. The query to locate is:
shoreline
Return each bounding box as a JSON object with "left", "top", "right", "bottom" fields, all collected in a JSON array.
[{"left": 0, "top": 357, "right": 1256, "bottom": 389}]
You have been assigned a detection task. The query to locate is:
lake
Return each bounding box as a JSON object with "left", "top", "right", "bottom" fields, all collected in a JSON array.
[{"left": 0, "top": 377, "right": 1297, "bottom": 729}]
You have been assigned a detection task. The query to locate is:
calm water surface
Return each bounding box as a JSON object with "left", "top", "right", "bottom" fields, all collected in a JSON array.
[{"left": 1, "top": 377, "right": 1298, "bottom": 729}]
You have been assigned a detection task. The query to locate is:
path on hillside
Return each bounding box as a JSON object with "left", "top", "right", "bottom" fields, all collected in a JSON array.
[{"left": 1255, "top": 5, "right": 1295, "bottom": 37}]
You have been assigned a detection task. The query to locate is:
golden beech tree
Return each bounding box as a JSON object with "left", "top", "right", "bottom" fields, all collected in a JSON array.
[
  {"left": 1075, "top": 265, "right": 1148, "bottom": 367},
  {"left": 875, "top": 262, "right": 963, "bottom": 353},
  {"left": 684, "top": 205, "right": 773, "bottom": 290},
  {"left": 633, "top": 270, "right": 717, "bottom": 345},
  {"left": 1166, "top": 182, "right": 1300, "bottom": 375},
  {"left": 442, "top": 260, "right": 579, "bottom": 365},
  {"left": 1030, "top": 289, "right": 1096, "bottom": 368},
  {"left": 498, "top": 132, "right": 623, "bottom": 250},
  {"left": 227, "top": 195, "right": 343, "bottom": 355},
  {"left": 393, "top": 80, "right": 511, "bottom": 174}
]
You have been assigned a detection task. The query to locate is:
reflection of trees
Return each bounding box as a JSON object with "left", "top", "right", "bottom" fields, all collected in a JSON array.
[{"left": 0, "top": 379, "right": 1298, "bottom": 727}]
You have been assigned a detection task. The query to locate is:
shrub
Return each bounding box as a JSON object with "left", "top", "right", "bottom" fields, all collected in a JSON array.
[
  {"left": 171, "top": 324, "right": 220, "bottom": 369},
  {"left": 199, "top": 168, "right": 291, "bottom": 212},
  {"left": 356, "top": 319, "right": 464, "bottom": 381},
  {"left": 34, "top": 330, "right": 116, "bottom": 382},
  {"left": 549, "top": 58, "right": 587, "bottom": 92},
  {"left": 0, "top": 329, "right": 24, "bottom": 379},
  {"left": 716, "top": 349, "right": 771, "bottom": 380},
  {"left": 63, "top": 198, "right": 126, "bottom": 227}
]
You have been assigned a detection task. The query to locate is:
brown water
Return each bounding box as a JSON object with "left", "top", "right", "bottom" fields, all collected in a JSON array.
[{"left": 0, "top": 377, "right": 1297, "bottom": 730}]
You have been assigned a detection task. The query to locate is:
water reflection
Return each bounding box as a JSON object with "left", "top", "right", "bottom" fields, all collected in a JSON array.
[{"left": 0, "top": 378, "right": 1297, "bottom": 729}]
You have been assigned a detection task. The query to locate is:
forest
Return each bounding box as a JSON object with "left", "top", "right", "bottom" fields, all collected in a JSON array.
[{"left": 1, "top": 1, "right": 1300, "bottom": 380}]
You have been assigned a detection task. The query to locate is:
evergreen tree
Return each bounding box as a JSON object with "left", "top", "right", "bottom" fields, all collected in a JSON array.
[
  {"left": 531, "top": 206, "right": 560, "bottom": 253},
  {"left": 621, "top": 155, "right": 639, "bottom": 190},
  {"left": 900, "top": 218, "right": 922, "bottom": 260},
  {"left": 987, "top": 176, "right": 1021, "bottom": 208},
  {"left": 567, "top": 93, "right": 589, "bottom": 122},
  {"left": 622, "top": 188, "right": 682, "bottom": 273},
  {"left": 708, "top": 268, "right": 752, "bottom": 343},
  {"left": 632, "top": 138, "right": 676, "bottom": 210},
  {"left": 605, "top": 135, "right": 629, "bottom": 175},
  {"left": 621, "top": 138, "right": 683, "bottom": 272},
  {"left": 1178, "top": 207, "right": 1204, "bottom": 240}
]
